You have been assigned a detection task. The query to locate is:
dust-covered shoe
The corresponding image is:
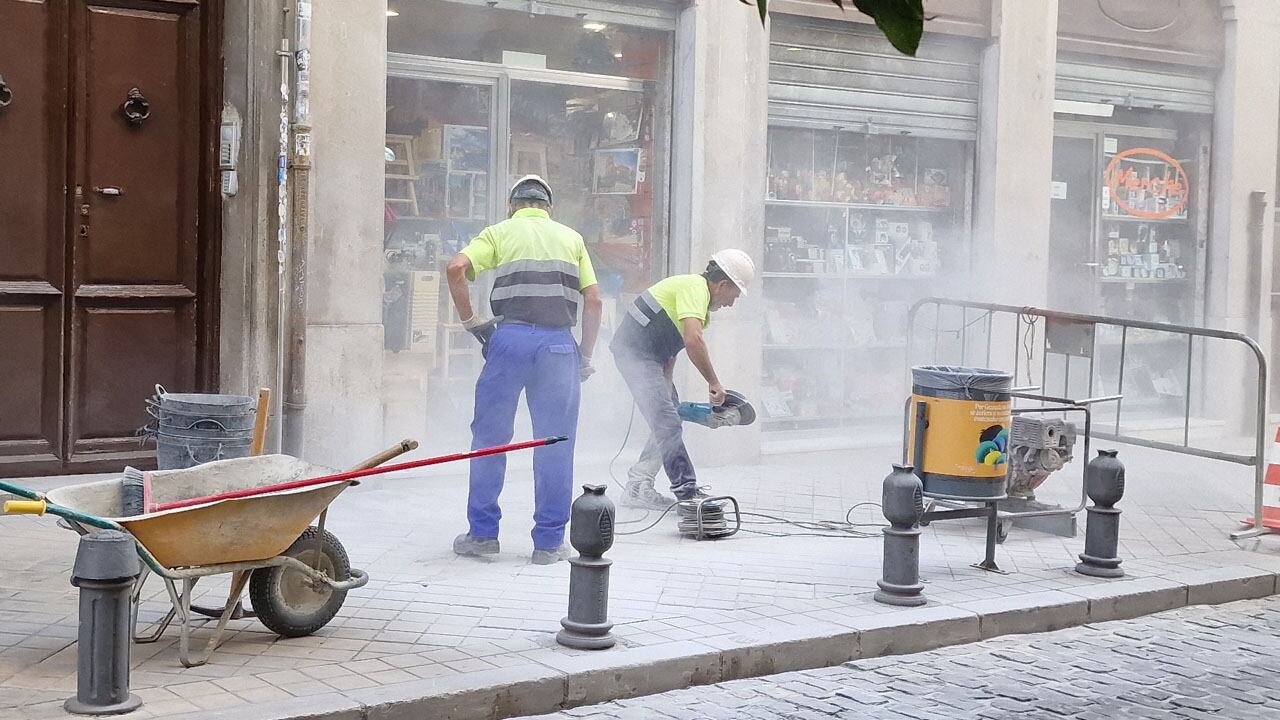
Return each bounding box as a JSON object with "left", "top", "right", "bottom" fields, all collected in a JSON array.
[
  {"left": 453, "top": 533, "right": 499, "bottom": 557},
  {"left": 530, "top": 544, "right": 571, "bottom": 565},
  {"left": 621, "top": 480, "right": 677, "bottom": 511}
]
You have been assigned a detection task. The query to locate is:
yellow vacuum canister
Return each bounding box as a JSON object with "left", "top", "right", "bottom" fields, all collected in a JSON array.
[{"left": 907, "top": 365, "right": 1013, "bottom": 500}]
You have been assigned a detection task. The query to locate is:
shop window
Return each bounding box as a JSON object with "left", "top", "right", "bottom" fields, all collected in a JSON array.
[
  {"left": 380, "top": 1, "right": 673, "bottom": 450},
  {"left": 388, "top": 1, "right": 664, "bottom": 81},
  {"left": 760, "top": 125, "right": 972, "bottom": 436}
]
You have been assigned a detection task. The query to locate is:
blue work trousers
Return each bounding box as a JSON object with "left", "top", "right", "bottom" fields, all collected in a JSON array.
[{"left": 467, "top": 324, "right": 581, "bottom": 550}]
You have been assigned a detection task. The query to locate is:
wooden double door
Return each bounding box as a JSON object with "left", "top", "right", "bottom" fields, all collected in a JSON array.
[{"left": 0, "top": 0, "right": 220, "bottom": 476}]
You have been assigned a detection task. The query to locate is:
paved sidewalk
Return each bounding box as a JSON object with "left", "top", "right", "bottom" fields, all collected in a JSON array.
[
  {"left": 521, "top": 595, "right": 1280, "bottom": 719},
  {"left": 2, "top": 440, "right": 1279, "bottom": 718}
]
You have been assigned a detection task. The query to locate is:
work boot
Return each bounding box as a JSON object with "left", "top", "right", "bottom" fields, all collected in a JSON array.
[
  {"left": 530, "top": 544, "right": 571, "bottom": 565},
  {"left": 621, "top": 479, "right": 677, "bottom": 511},
  {"left": 453, "top": 533, "right": 499, "bottom": 557}
]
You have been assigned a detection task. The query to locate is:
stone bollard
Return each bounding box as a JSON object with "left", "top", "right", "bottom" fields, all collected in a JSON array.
[
  {"left": 557, "top": 485, "right": 616, "bottom": 649},
  {"left": 875, "top": 464, "right": 927, "bottom": 607},
  {"left": 65, "top": 530, "right": 143, "bottom": 716},
  {"left": 1076, "top": 449, "right": 1126, "bottom": 578}
]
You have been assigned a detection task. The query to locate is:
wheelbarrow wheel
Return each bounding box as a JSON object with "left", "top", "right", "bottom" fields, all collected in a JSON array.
[{"left": 250, "top": 527, "right": 350, "bottom": 638}]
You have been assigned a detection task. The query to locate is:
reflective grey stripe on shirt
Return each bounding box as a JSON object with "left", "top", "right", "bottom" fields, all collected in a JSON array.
[
  {"left": 638, "top": 290, "right": 661, "bottom": 313},
  {"left": 627, "top": 303, "right": 651, "bottom": 327},
  {"left": 490, "top": 283, "right": 583, "bottom": 304},
  {"left": 493, "top": 258, "right": 581, "bottom": 282}
]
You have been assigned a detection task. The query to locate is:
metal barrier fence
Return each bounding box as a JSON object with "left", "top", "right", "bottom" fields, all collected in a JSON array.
[{"left": 904, "top": 297, "right": 1271, "bottom": 539}]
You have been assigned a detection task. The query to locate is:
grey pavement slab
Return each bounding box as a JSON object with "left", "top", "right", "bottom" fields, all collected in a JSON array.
[{"left": 2, "top": 441, "right": 1280, "bottom": 718}]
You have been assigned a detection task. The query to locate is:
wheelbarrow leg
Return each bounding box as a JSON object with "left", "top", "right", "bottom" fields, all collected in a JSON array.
[
  {"left": 190, "top": 571, "right": 256, "bottom": 621},
  {"left": 175, "top": 572, "right": 251, "bottom": 668},
  {"left": 135, "top": 572, "right": 180, "bottom": 644},
  {"left": 132, "top": 564, "right": 166, "bottom": 643}
]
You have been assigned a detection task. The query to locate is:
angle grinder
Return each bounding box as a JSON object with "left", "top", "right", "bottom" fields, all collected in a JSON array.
[{"left": 677, "top": 390, "right": 756, "bottom": 429}]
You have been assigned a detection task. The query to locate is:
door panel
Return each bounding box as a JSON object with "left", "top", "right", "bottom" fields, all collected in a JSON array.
[
  {"left": 0, "top": 0, "right": 66, "bottom": 465},
  {"left": 0, "top": 0, "right": 63, "bottom": 283},
  {"left": 71, "top": 305, "right": 193, "bottom": 449},
  {"left": 1048, "top": 135, "right": 1099, "bottom": 314},
  {"left": 78, "top": 3, "right": 198, "bottom": 285},
  {"left": 0, "top": 305, "right": 60, "bottom": 452}
]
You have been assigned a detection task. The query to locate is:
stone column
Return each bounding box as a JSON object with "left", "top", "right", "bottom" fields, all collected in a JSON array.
[
  {"left": 219, "top": 0, "right": 288, "bottom": 439},
  {"left": 669, "top": 0, "right": 770, "bottom": 467},
  {"left": 1205, "top": 0, "right": 1280, "bottom": 431},
  {"left": 301, "top": 0, "right": 388, "bottom": 466},
  {"left": 971, "top": 0, "right": 1059, "bottom": 308}
]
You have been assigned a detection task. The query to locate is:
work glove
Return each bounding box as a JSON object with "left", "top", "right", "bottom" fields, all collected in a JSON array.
[
  {"left": 463, "top": 315, "right": 500, "bottom": 357},
  {"left": 579, "top": 354, "right": 596, "bottom": 383}
]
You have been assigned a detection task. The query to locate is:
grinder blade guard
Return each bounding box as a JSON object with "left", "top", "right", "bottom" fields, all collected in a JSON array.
[{"left": 678, "top": 390, "right": 756, "bottom": 429}]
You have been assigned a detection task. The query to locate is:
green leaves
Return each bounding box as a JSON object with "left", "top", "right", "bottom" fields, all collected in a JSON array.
[
  {"left": 746, "top": 0, "right": 925, "bottom": 56},
  {"left": 849, "top": 0, "right": 925, "bottom": 56}
]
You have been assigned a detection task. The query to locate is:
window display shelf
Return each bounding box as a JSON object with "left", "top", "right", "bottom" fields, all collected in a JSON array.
[
  {"left": 764, "top": 343, "right": 906, "bottom": 351},
  {"left": 762, "top": 271, "right": 936, "bottom": 280},
  {"left": 766, "top": 198, "right": 952, "bottom": 213},
  {"left": 1102, "top": 214, "right": 1188, "bottom": 225},
  {"left": 1098, "top": 277, "right": 1189, "bottom": 285}
]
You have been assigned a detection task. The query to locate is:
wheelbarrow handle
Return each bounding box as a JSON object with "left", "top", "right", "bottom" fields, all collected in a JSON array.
[
  {"left": 0, "top": 479, "right": 167, "bottom": 575},
  {"left": 3, "top": 499, "right": 47, "bottom": 515},
  {"left": 350, "top": 439, "right": 419, "bottom": 472}
]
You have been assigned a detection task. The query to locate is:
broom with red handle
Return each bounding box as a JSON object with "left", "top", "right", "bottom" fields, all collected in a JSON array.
[{"left": 150, "top": 436, "right": 568, "bottom": 513}]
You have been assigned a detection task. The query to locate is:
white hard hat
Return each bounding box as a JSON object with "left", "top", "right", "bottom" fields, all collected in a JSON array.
[
  {"left": 510, "top": 174, "right": 553, "bottom": 204},
  {"left": 710, "top": 249, "right": 755, "bottom": 296}
]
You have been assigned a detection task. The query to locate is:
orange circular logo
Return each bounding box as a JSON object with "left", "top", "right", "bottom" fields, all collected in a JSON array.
[{"left": 1105, "top": 148, "right": 1189, "bottom": 220}]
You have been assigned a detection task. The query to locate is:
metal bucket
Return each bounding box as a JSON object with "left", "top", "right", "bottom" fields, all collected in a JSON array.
[
  {"left": 908, "top": 365, "right": 1013, "bottom": 500},
  {"left": 148, "top": 405, "right": 256, "bottom": 433},
  {"left": 152, "top": 385, "right": 255, "bottom": 417},
  {"left": 156, "top": 432, "right": 253, "bottom": 471}
]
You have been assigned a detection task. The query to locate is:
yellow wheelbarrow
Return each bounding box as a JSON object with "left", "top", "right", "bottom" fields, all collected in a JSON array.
[
  {"left": 0, "top": 441, "right": 416, "bottom": 667},
  {"left": 1, "top": 436, "right": 563, "bottom": 667}
]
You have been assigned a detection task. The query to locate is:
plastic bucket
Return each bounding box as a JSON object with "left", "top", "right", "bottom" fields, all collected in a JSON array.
[
  {"left": 907, "top": 365, "right": 1013, "bottom": 500},
  {"left": 156, "top": 432, "right": 253, "bottom": 470}
]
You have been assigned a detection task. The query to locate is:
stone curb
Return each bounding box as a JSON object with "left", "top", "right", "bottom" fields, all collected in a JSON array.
[{"left": 168, "top": 563, "right": 1280, "bottom": 720}]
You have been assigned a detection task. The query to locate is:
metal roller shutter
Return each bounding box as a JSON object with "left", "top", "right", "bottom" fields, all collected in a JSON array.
[
  {"left": 1056, "top": 54, "right": 1215, "bottom": 115},
  {"left": 439, "top": 0, "right": 678, "bottom": 31},
  {"left": 768, "top": 18, "right": 982, "bottom": 139}
]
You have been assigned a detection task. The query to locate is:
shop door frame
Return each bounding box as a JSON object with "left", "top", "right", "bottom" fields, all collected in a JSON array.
[
  {"left": 387, "top": 53, "right": 654, "bottom": 224},
  {"left": 1050, "top": 119, "right": 1207, "bottom": 322}
]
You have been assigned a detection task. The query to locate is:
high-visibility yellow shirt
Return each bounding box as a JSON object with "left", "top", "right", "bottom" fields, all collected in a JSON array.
[
  {"left": 460, "top": 208, "right": 598, "bottom": 327},
  {"left": 646, "top": 274, "right": 711, "bottom": 331}
]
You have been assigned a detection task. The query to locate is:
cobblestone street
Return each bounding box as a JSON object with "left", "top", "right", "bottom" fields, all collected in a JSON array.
[{"left": 522, "top": 596, "right": 1280, "bottom": 720}]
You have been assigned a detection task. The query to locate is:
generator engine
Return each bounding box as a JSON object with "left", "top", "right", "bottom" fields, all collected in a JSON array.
[{"left": 1005, "top": 416, "right": 1077, "bottom": 499}]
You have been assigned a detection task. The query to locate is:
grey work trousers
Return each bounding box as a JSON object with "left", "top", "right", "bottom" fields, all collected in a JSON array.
[{"left": 612, "top": 351, "right": 698, "bottom": 498}]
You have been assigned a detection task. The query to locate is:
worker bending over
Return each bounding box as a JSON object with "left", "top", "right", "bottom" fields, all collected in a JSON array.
[{"left": 609, "top": 250, "right": 755, "bottom": 509}]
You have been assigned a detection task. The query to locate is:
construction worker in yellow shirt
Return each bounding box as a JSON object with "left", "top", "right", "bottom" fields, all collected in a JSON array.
[{"left": 608, "top": 249, "right": 755, "bottom": 509}]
